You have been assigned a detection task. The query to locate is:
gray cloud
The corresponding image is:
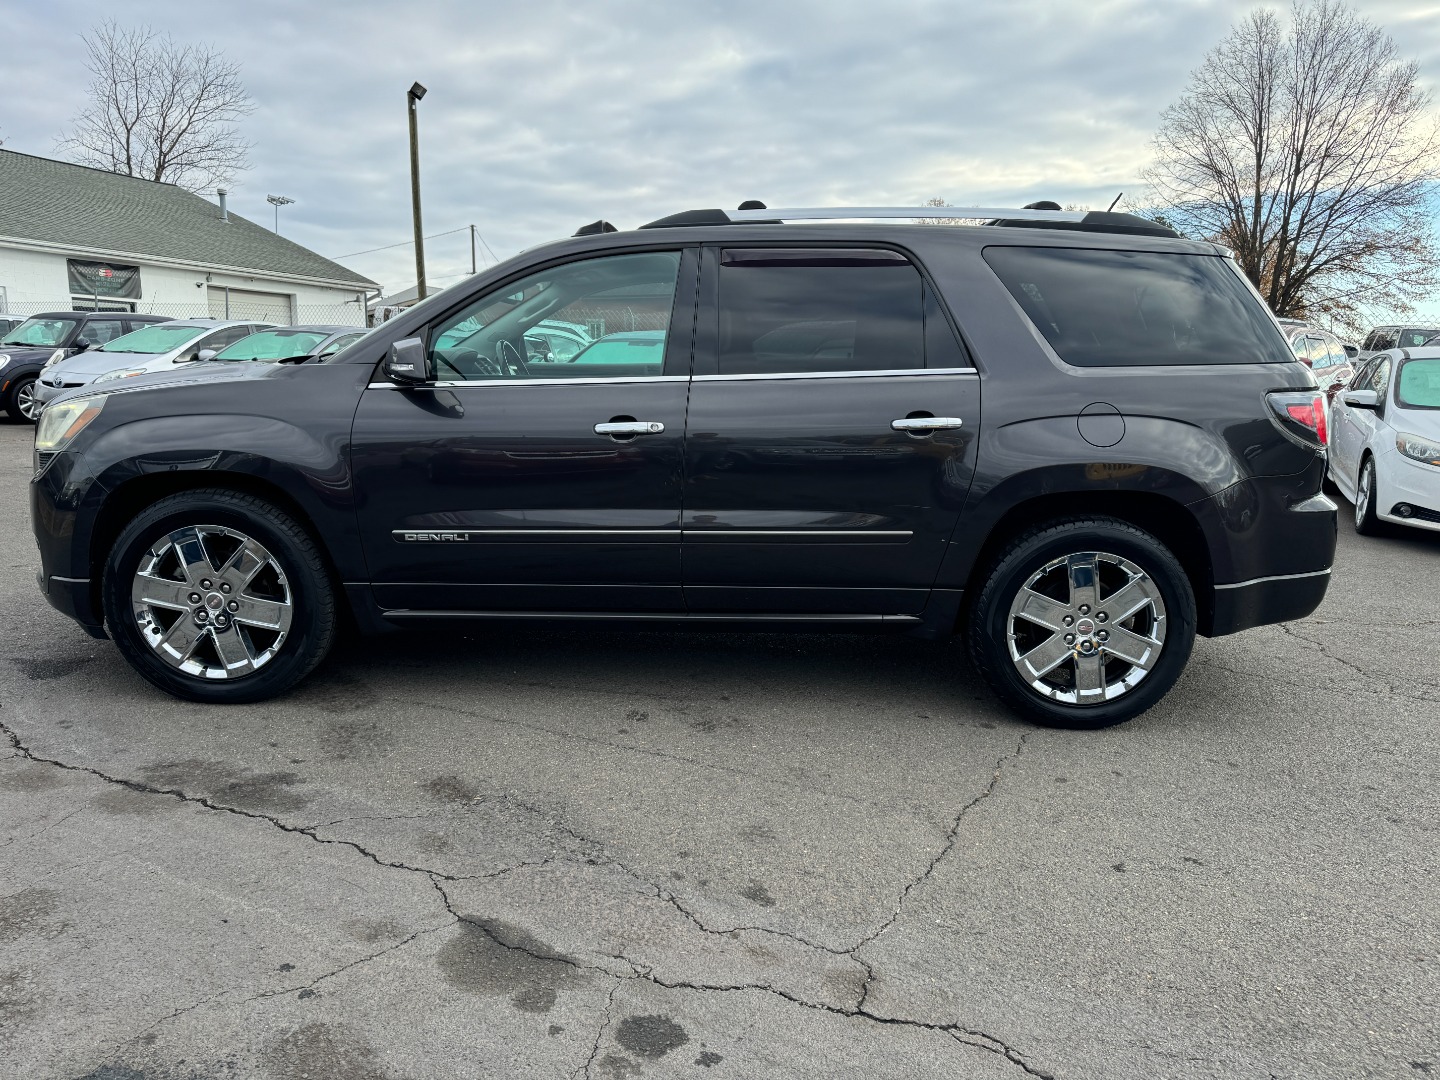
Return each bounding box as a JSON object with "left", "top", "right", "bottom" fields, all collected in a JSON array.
[{"left": 4, "top": 0, "right": 1438, "bottom": 319}]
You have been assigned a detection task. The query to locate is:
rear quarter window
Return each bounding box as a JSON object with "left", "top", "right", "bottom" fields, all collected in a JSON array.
[{"left": 983, "top": 246, "right": 1294, "bottom": 367}]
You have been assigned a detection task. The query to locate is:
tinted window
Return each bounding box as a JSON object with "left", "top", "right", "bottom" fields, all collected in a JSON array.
[
  {"left": 96, "top": 323, "right": 207, "bottom": 353},
  {"left": 1400, "top": 328, "right": 1438, "bottom": 349},
  {"left": 200, "top": 325, "right": 256, "bottom": 352},
  {"left": 985, "top": 247, "right": 1296, "bottom": 367},
  {"left": 82, "top": 319, "right": 128, "bottom": 345},
  {"left": 430, "top": 252, "right": 681, "bottom": 382},
  {"left": 1368, "top": 358, "right": 1392, "bottom": 395},
  {"left": 1307, "top": 336, "right": 1336, "bottom": 370},
  {"left": 1374, "top": 328, "right": 1399, "bottom": 351},
  {"left": 717, "top": 250, "right": 925, "bottom": 375},
  {"left": 317, "top": 333, "right": 365, "bottom": 357}
]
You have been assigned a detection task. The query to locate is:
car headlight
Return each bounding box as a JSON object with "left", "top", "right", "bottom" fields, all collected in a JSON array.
[
  {"left": 91, "top": 367, "right": 147, "bottom": 384},
  {"left": 1396, "top": 431, "right": 1440, "bottom": 467},
  {"left": 0, "top": 354, "right": 10, "bottom": 370},
  {"left": 41, "top": 349, "right": 67, "bottom": 369},
  {"left": 35, "top": 395, "right": 106, "bottom": 451}
]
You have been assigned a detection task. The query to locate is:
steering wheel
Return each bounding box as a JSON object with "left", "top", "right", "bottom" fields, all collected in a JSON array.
[{"left": 496, "top": 339, "right": 530, "bottom": 378}]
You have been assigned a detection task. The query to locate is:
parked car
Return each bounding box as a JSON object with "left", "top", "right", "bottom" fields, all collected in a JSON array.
[
  {"left": 1279, "top": 321, "right": 1354, "bottom": 401},
  {"left": 33, "top": 203, "right": 1335, "bottom": 728},
  {"left": 1328, "top": 348, "right": 1440, "bottom": 535},
  {"left": 34, "top": 319, "right": 272, "bottom": 405},
  {"left": 1358, "top": 325, "right": 1440, "bottom": 361},
  {"left": 205, "top": 325, "right": 370, "bottom": 365},
  {"left": 0, "top": 315, "right": 23, "bottom": 337},
  {"left": 0, "top": 310, "right": 171, "bottom": 423}
]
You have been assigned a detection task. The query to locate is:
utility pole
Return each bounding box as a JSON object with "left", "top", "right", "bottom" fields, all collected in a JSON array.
[
  {"left": 470, "top": 224, "right": 477, "bottom": 275},
  {"left": 407, "top": 82, "right": 428, "bottom": 301}
]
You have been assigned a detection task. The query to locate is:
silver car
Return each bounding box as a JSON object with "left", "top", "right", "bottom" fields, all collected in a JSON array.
[{"left": 35, "top": 320, "right": 272, "bottom": 405}]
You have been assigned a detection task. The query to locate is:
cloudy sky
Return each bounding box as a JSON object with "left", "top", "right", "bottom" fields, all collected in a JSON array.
[{"left": 4, "top": 0, "right": 1440, "bottom": 314}]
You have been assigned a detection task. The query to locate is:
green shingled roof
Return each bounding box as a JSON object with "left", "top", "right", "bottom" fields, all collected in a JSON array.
[{"left": 0, "top": 151, "right": 376, "bottom": 289}]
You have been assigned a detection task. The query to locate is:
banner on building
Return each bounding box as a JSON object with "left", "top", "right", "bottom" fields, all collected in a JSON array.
[{"left": 67, "top": 260, "right": 142, "bottom": 300}]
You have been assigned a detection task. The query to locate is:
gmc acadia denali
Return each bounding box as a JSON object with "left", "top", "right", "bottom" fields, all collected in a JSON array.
[{"left": 31, "top": 204, "right": 1337, "bottom": 727}]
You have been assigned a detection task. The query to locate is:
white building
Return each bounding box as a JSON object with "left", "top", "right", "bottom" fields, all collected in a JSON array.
[{"left": 0, "top": 151, "right": 377, "bottom": 324}]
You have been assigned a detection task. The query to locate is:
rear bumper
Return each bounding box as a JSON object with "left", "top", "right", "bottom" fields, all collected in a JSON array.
[{"left": 1207, "top": 568, "right": 1331, "bottom": 636}]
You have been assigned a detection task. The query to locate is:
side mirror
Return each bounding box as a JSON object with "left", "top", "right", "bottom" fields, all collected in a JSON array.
[
  {"left": 73, "top": 339, "right": 91, "bottom": 352},
  {"left": 384, "top": 337, "right": 432, "bottom": 385},
  {"left": 1342, "top": 344, "right": 1359, "bottom": 360},
  {"left": 1342, "top": 389, "right": 1379, "bottom": 410},
  {"left": 1298, "top": 357, "right": 1312, "bottom": 367},
  {"left": 196, "top": 349, "right": 218, "bottom": 362}
]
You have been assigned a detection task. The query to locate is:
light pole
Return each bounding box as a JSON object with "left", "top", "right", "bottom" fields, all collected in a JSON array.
[
  {"left": 267, "top": 194, "right": 295, "bottom": 233},
  {"left": 407, "top": 82, "right": 428, "bottom": 301}
]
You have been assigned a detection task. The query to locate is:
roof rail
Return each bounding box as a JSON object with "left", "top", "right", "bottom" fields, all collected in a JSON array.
[{"left": 637, "top": 205, "right": 1177, "bottom": 238}]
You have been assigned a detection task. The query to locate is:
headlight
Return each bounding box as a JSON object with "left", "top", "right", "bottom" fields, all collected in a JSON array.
[
  {"left": 0, "top": 354, "right": 10, "bottom": 370},
  {"left": 41, "top": 349, "right": 67, "bottom": 369},
  {"left": 35, "top": 395, "right": 106, "bottom": 451},
  {"left": 1396, "top": 431, "right": 1440, "bottom": 467},
  {"left": 91, "top": 367, "right": 147, "bottom": 384}
]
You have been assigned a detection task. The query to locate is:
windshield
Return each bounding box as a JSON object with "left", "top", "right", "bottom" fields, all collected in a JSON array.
[
  {"left": 98, "top": 324, "right": 208, "bottom": 353},
  {"left": 212, "top": 329, "right": 329, "bottom": 362},
  {"left": 0, "top": 317, "right": 80, "bottom": 347},
  {"left": 1397, "top": 358, "right": 1440, "bottom": 409}
]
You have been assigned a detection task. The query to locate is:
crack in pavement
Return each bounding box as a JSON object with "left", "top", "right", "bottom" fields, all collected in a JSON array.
[
  {"left": 1276, "top": 623, "right": 1440, "bottom": 701},
  {"left": 4, "top": 717, "right": 1047, "bottom": 1076}
]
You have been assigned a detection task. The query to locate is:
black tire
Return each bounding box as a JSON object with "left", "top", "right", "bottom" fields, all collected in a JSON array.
[
  {"left": 1353, "top": 456, "right": 1388, "bottom": 537},
  {"left": 966, "top": 517, "right": 1197, "bottom": 729},
  {"left": 2, "top": 374, "right": 39, "bottom": 424},
  {"left": 102, "top": 489, "right": 336, "bottom": 703}
]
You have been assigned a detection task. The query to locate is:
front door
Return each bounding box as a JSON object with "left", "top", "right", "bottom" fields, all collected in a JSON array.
[
  {"left": 681, "top": 245, "right": 980, "bottom": 614},
  {"left": 352, "top": 249, "right": 696, "bottom": 613}
]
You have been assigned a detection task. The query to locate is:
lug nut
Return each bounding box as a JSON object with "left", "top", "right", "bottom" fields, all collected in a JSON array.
[
  {"left": 200, "top": 579, "right": 212, "bottom": 589},
  {"left": 188, "top": 592, "right": 201, "bottom": 604},
  {"left": 1078, "top": 604, "right": 1091, "bottom": 615},
  {"left": 1063, "top": 615, "right": 1075, "bottom": 627},
  {"left": 215, "top": 615, "right": 229, "bottom": 628},
  {"left": 1096, "top": 612, "right": 1108, "bottom": 622},
  {"left": 227, "top": 600, "right": 239, "bottom": 612},
  {"left": 195, "top": 610, "right": 209, "bottom": 623},
  {"left": 1098, "top": 630, "right": 1109, "bottom": 642},
  {"left": 1064, "top": 634, "right": 1076, "bottom": 645},
  {"left": 220, "top": 582, "right": 231, "bottom": 593}
]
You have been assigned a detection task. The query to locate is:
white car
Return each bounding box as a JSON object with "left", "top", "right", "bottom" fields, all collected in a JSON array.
[
  {"left": 1328, "top": 347, "right": 1440, "bottom": 534},
  {"left": 35, "top": 319, "right": 272, "bottom": 405}
]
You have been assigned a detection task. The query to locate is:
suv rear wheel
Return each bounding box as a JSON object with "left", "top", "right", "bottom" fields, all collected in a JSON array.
[
  {"left": 102, "top": 489, "right": 336, "bottom": 703},
  {"left": 967, "top": 518, "right": 1197, "bottom": 728}
]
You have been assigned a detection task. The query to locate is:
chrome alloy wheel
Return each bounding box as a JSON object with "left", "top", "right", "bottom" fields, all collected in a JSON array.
[
  {"left": 130, "top": 525, "right": 294, "bottom": 679},
  {"left": 1006, "top": 551, "right": 1167, "bottom": 705},
  {"left": 1355, "top": 461, "right": 1373, "bottom": 529},
  {"left": 16, "top": 380, "right": 39, "bottom": 420}
]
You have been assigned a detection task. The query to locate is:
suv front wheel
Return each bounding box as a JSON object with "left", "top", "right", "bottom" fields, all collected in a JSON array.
[
  {"left": 102, "top": 489, "right": 336, "bottom": 703},
  {"left": 967, "top": 518, "right": 1197, "bottom": 728}
]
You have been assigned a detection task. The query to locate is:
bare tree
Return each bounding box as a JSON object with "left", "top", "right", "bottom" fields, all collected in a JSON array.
[
  {"left": 58, "top": 21, "right": 254, "bottom": 191},
  {"left": 1145, "top": 0, "right": 1439, "bottom": 331}
]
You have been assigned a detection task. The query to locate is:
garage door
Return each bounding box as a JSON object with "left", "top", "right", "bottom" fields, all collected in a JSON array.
[{"left": 207, "top": 287, "right": 293, "bottom": 324}]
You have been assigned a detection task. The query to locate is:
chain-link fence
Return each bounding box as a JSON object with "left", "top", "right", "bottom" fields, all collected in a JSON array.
[{"left": 0, "top": 301, "right": 367, "bottom": 327}]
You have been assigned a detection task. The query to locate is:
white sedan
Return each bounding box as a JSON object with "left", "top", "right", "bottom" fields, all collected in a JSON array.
[{"left": 1328, "top": 347, "right": 1440, "bottom": 534}]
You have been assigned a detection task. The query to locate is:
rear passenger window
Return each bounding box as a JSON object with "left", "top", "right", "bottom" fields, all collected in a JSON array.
[
  {"left": 717, "top": 249, "right": 926, "bottom": 375},
  {"left": 983, "top": 247, "right": 1294, "bottom": 367}
]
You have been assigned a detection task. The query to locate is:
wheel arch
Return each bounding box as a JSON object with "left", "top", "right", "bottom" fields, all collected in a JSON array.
[{"left": 955, "top": 488, "right": 1216, "bottom": 635}]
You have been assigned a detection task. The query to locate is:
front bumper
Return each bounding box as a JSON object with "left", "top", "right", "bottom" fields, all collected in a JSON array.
[
  {"left": 34, "top": 377, "right": 85, "bottom": 405},
  {"left": 36, "top": 570, "right": 107, "bottom": 637},
  {"left": 1376, "top": 451, "right": 1440, "bottom": 533},
  {"left": 32, "top": 450, "right": 109, "bottom": 636}
]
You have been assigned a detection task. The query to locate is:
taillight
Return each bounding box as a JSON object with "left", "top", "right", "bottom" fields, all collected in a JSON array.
[{"left": 1266, "top": 391, "right": 1328, "bottom": 448}]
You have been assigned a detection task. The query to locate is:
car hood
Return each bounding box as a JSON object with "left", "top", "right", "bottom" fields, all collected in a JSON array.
[
  {"left": 1393, "top": 406, "right": 1440, "bottom": 438},
  {"left": 50, "top": 359, "right": 263, "bottom": 404},
  {"left": 0, "top": 346, "right": 70, "bottom": 364},
  {"left": 52, "top": 349, "right": 180, "bottom": 378}
]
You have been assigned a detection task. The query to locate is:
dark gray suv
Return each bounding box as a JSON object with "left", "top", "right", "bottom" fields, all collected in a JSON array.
[{"left": 32, "top": 204, "right": 1336, "bottom": 727}]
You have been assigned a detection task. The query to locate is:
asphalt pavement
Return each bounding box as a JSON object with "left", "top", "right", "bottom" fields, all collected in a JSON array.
[{"left": 1, "top": 421, "right": 1436, "bottom": 1080}]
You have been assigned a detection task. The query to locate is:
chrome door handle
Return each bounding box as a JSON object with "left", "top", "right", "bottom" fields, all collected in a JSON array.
[
  {"left": 891, "top": 416, "right": 964, "bottom": 433},
  {"left": 594, "top": 421, "right": 665, "bottom": 437}
]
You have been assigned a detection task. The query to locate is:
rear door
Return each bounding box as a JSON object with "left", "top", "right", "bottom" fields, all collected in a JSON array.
[{"left": 680, "top": 245, "right": 979, "bottom": 615}]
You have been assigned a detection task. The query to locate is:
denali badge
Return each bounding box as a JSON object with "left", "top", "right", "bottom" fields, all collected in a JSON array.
[{"left": 398, "top": 531, "right": 473, "bottom": 542}]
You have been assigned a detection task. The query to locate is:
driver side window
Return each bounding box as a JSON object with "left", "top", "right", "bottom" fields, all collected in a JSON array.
[{"left": 427, "top": 251, "right": 682, "bottom": 382}]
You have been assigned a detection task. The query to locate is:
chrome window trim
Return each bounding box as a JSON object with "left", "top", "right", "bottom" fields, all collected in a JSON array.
[
  {"left": 693, "top": 367, "right": 976, "bottom": 382},
  {"left": 1213, "top": 568, "right": 1332, "bottom": 591},
  {"left": 367, "top": 375, "right": 690, "bottom": 390}
]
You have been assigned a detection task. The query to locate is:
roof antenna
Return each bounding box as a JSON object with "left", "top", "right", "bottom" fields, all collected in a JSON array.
[
  {"left": 1023, "top": 200, "right": 1062, "bottom": 211},
  {"left": 737, "top": 200, "right": 767, "bottom": 210},
  {"left": 1106, "top": 192, "right": 1124, "bottom": 212},
  {"left": 573, "top": 219, "right": 617, "bottom": 236}
]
